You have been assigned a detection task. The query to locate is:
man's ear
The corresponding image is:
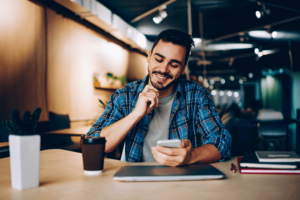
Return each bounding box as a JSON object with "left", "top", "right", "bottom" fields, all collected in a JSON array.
[{"left": 147, "top": 51, "right": 151, "bottom": 63}]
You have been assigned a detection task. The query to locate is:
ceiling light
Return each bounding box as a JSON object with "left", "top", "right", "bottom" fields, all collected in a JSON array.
[
  {"left": 153, "top": 8, "right": 168, "bottom": 24},
  {"left": 209, "top": 79, "right": 214, "bottom": 84},
  {"left": 255, "top": 10, "right": 262, "bottom": 19},
  {"left": 153, "top": 15, "right": 162, "bottom": 24},
  {"left": 160, "top": 10, "right": 167, "bottom": 19},
  {"left": 230, "top": 76, "right": 234, "bottom": 81},
  {"left": 219, "top": 91, "right": 224, "bottom": 96},
  {"left": 239, "top": 79, "right": 243, "bottom": 84},
  {"left": 211, "top": 90, "right": 217, "bottom": 96},
  {"left": 249, "top": 73, "right": 253, "bottom": 78},
  {"left": 248, "top": 31, "right": 272, "bottom": 39},
  {"left": 193, "top": 38, "right": 202, "bottom": 46},
  {"left": 195, "top": 43, "right": 253, "bottom": 51},
  {"left": 234, "top": 92, "right": 239, "bottom": 98},
  {"left": 258, "top": 52, "right": 263, "bottom": 57},
  {"left": 255, "top": 5, "right": 270, "bottom": 19},
  {"left": 227, "top": 91, "right": 232, "bottom": 97},
  {"left": 220, "top": 79, "right": 225, "bottom": 84},
  {"left": 203, "top": 79, "right": 209, "bottom": 88},
  {"left": 271, "top": 31, "right": 277, "bottom": 38},
  {"left": 254, "top": 48, "right": 259, "bottom": 54}
]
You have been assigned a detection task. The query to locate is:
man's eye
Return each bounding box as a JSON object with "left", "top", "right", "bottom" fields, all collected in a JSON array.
[
  {"left": 171, "top": 64, "right": 178, "bottom": 68},
  {"left": 155, "top": 59, "right": 163, "bottom": 62}
]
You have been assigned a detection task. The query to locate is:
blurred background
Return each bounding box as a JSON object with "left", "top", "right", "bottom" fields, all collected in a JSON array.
[{"left": 0, "top": 0, "right": 300, "bottom": 158}]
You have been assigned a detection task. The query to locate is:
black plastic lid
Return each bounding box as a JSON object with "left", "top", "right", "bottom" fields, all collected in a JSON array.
[{"left": 82, "top": 136, "right": 106, "bottom": 144}]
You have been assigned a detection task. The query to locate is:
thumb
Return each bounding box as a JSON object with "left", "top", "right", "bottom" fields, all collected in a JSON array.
[{"left": 180, "top": 139, "right": 191, "bottom": 148}]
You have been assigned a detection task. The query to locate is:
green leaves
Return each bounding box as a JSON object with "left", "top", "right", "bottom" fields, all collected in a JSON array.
[
  {"left": 106, "top": 72, "right": 113, "bottom": 79},
  {"left": 0, "top": 108, "right": 42, "bottom": 136},
  {"left": 106, "top": 72, "right": 126, "bottom": 85},
  {"left": 119, "top": 76, "right": 126, "bottom": 85},
  {"left": 98, "top": 99, "right": 108, "bottom": 108}
]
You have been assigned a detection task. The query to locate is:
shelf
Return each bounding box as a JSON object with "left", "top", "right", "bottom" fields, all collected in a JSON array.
[{"left": 94, "top": 86, "right": 117, "bottom": 92}]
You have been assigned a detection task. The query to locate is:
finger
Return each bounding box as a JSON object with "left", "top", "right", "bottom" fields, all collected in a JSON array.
[
  {"left": 154, "top": 154, "right": 178, "bottom": 167},
  {"left": 142, "top": 85, "right": 151, "bottom": 93},
  {"left": 145, "top": 90, "right": 159, "bottom": 107},
  {"left": 147, "top": 88, "right": 160, "bottom": 99},
  {"left": 143, "top": 85, "right": 159, "bottom": 94},
  {"left": 146, "top": 97, "right": 155, "bottom": 108},
  {"left": 152, "top": 148, "right": 181, "bottom": 166},
  {"left": 144, "top": 93, "right": 158, "bottom": 108},
  {"left": 180, "top": 139, "right": 191, "bottom": 148},
  {"left": 155, "top": 93, "right": 159, "bottom": 107},
  {"left": 154, "top": 145, "right": 185, "bottom": 156},
  {"left": 152, "top": 147, "right": 182, "bottom": 162}
]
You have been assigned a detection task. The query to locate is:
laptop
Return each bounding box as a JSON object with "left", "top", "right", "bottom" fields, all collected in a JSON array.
[{"left": 113, "top": 164, "right": 225, "bottom": 182}]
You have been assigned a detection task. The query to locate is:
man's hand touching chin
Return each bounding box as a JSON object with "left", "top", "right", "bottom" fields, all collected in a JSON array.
[{"left": 151, "top": 139, "right": 193, "bottom": 167}]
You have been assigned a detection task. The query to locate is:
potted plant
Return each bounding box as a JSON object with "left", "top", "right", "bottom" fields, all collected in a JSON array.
[
  {"left": 0, "top": 108, "right": 42, "bottom": 190},
  {"left": 106, "top": 73, "right": 127, "bottom": 89}
]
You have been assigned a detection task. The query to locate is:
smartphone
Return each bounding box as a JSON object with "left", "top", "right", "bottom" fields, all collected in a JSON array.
[{"left": 157, "top": 139, "right": 181, "bottom": 148}]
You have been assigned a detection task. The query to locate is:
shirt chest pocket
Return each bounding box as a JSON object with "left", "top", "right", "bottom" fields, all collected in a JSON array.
[{"left": 169, "top": 110, "right": 190, "bottom": 140}]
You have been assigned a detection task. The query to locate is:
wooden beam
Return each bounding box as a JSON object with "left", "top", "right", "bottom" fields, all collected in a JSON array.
[{"left": 188, "top": 0, "right": 192, "bottom": 35}]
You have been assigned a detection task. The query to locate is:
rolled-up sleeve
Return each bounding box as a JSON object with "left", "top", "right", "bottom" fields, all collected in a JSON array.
[
  {"left": 196, "top": 93, "right": 232, "bottom": 161},
  {"left": 86, "top": 91, "right": 124, "bottom": 137}
]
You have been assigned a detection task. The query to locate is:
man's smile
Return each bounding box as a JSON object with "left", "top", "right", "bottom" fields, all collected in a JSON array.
[
  {"left": 156, "top": 74, "right": 169, "bottom": 81},
  {"left": 153, "top": 72, "right": 173, "bottom": 82}
]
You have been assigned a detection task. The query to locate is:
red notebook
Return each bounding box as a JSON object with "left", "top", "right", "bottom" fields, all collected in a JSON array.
[{"left": 237, "top": 157, "right": 300, "bottom": 175}]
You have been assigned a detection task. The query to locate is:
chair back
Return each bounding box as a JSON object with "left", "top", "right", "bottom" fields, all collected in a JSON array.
[
  {"left": 49, "top": 111, "right": 70, "bottom": 131},
  {"left": 258, "top": 122, "right": 286, "bottom": 138},
  {"left": 48, "top": 111, "right": 71, "bottom": 146}
]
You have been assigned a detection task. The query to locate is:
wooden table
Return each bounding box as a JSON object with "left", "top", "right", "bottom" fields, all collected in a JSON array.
[
  {"left": 0, "top": 142, "right": 9, "bottom": 158},
  {"left": 0, "top": 142, "right": 9, "bottom": 148},
  {"left": 0, "top": 150, "right": 300, "bottom": 200},
  {"left": 42, "top": 126, "right": 91, "bottom": 136}
]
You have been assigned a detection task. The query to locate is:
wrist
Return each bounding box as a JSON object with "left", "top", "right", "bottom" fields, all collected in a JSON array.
[
  {"left": 189, "top": 148, "right": 197, "bottom": 164},
  {"left": 129, "top": 110, "right": 144, "bottom": 122}
]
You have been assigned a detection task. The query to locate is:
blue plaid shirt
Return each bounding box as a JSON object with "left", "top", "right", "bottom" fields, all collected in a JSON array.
[{"left": 87, "top": 75, "right": 232, "bottom": 162}]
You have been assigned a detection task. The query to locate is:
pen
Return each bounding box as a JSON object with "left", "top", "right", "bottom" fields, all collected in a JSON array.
[{"left": 231, "top": 163, "right": 236, "bottom": 173}]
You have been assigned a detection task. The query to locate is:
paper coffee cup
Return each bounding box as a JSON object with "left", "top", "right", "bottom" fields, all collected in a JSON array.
[{"left": 81, "top": 136, "right": 106, "bottom": 176}]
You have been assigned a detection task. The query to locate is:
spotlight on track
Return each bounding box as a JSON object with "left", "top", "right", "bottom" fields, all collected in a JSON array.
[
  {"left": 255, "top": 4, "right": 270, "bottom": 19},
  {"left": 153, "top": 6, "right": 168, "bottom": 24}
]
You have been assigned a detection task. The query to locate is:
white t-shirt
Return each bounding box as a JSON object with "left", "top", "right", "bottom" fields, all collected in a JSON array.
[{"left": 121, "top": 91, "right": 176, "bottom": 162}]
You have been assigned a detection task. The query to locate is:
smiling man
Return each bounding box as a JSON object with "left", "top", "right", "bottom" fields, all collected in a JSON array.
[{"left": 87, "top": 29, "right": 232, "bottom": 166}]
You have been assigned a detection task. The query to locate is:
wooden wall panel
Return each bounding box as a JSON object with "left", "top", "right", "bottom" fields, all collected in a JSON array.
[
  {"left": 0, "top": 0, "right": 48, "bottom": 121},
  {"left": 0, "top": 0, "right": 147, "bottom": 123},
  {"left": 46, "top": 8, "right": 147, "bottom": 121},
  {"left": 127, "top": 51, "right": 148, "bottom": 81}
]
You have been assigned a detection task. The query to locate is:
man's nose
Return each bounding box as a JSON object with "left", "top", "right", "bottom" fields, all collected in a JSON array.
[{"left": 160, "top": 61, "right": 170, "bottom": 73}]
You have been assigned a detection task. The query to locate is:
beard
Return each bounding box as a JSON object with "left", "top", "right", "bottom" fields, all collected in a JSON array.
[{"left": 148, "top": 69, "right": 180, "bottom": 91}]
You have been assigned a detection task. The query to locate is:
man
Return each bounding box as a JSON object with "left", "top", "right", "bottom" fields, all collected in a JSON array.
[{"left": 87, "top": 29, "right": 232, "bottom": 167}]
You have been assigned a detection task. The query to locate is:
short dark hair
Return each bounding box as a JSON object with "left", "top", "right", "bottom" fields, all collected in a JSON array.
[{"left": 151, "top": 29, "right": 195, "bottom": 66}]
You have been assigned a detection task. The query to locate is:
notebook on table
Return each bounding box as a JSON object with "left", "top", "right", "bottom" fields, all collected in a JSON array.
[
  {"left": 237, "top": 157, "right": 300, "bottom": 175},
  {"left": 113, "top": 164, "right": 225, "bottom": 182},
  {"left": 255, "top": 151, "right": 300, "bottom": 163},
  {"left": 240, "top": 152, "right": 297, "bottom": 169}
]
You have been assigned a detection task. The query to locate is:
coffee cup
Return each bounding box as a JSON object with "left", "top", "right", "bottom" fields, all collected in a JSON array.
[{"left": 81, "top": 136, "right": 106, "bottom": 176}]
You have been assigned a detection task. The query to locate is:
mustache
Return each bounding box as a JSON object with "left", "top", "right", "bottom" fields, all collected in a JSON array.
[{"left": 152, "top": 71, "right": 173, "bottom": 79}]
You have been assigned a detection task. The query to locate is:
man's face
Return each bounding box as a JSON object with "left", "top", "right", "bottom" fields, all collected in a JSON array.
[{"left": 147, "top": 40, "right": 186, "bottom": 91}]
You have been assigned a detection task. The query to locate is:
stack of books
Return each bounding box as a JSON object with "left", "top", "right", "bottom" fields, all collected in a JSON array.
[{"left": 238, "top": 151, "right": 300, "bottom": 174}]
